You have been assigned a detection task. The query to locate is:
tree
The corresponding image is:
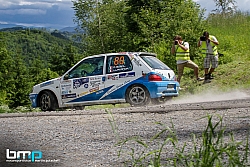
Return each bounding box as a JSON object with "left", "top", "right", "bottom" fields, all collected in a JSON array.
[
  {"left": 73, "top": 0, "right": 132, "bottom": 54},
  {"left": 0, "top": 33, "right": 17, "bottom": 106},
  {"left": 123, "top": 0, "right": 206, "bottom": 68},
  {"left": 0, "top": 45, "right": 13, "bottom": 105},
  {"left": 213, "top": 0, "right": 237, "bottom": 14},
  {"left": 7, "top": 52, "right": 32, "bottom": 108},
  {"left": 48, "top": 44, "right": 82, "bottom": 76}
]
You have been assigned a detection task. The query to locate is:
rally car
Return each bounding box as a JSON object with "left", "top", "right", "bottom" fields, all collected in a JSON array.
[{"left": 29, "top": 52, "right": 180, "bottom": 111}]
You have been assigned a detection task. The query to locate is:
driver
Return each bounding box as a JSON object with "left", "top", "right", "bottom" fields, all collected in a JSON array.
[{"left": 92, "top": 60, "right": 104, "bottom": 75}]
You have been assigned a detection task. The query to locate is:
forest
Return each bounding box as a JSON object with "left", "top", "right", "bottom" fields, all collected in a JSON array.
[{"left": 0, "top": 0, "right": 249, "bottom": 110}]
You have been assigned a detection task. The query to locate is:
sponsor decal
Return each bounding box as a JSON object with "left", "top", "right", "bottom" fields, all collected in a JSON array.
[
  {"left": 61, "top": 90, "right": 68, "bottom": 95},
  {"left": 102, "top": 76, "right": 106, "bottom": 82},
  {"left": 62, "top": 93, "right": 77, "bottom": 99},
  {"left": 118, "top": 52, "right": 127, "bottom": 54},
  {"left": 90, "top": 77, "right": 101, "bottom": 81},
  {"left": 73, "top": 78, "right": 89, "bottom": 89},
  {"left": 89, "top": 87, "right": 99, "bottom": 93},
  {"left": 109, "top": 66, "right": 113, "bottom": 72},
  {"left": 108, "top": 74, "right": 119, "bottom": 80},
  {"left": 90, "top": 80, "right": 101, "bottom": 87},
  {"left": 68, "top": 86, "right": 113, "bottom": 103},
  {"left": 109, "top": 66, "right": 130, "bottom": 73},
  {"left": 96, "top": 90, "right": 104, "bottom": 95},
  {"left": 79, "top": 91, "right": 88, "bottom": 97},
  {"left": 119, "top": 72, "right": 135, "bottom": 78},
  {"left": 84, "top": 84, "right": 88, "bottom": 88},
  {"left": 61, "top": 84, "right": 71, "bottom": 90},
  {"left": 40, "top": 81, "right": 54, "bottom": 88},
  {"left": 61, "top": 80, "right": 71, "bottom": 84}
]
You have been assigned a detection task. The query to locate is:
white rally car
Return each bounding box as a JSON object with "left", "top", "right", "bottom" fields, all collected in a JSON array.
[{"left": 29, "top": 52, "right": 180, "bottom": 111}]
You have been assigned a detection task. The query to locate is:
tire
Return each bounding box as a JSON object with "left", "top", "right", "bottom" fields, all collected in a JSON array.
[
  {"left": 151, "top": 97, "right": 173, "bottom": 105},
  {"left": 126, "top": 85, "right": 150, "bottom": 107},
  {"left": 39, "top": 91, "right": 58, "bottom": 111},
  {"left": 74, "top": 106, "right": 85, "bottom": 110}
]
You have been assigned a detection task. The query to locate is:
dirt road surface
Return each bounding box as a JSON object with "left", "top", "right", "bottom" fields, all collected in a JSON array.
[{"left": 0, "top": 89, "right": 250, "bottom": 167}]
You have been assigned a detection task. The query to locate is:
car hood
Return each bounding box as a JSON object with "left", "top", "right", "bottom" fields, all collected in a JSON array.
[{"left": 34, "top": 77, "right": 61, "bottom": 89}]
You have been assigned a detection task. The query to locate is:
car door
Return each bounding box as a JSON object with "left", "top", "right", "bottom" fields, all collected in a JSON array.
[
  {"left": 101, "top": 54, "right": 135, "bottom": 100},
  {"left": 60, "top": 56, "right": 106, "bottom": 105}
]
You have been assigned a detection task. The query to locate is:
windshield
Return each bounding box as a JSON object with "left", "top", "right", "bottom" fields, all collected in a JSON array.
[{"left": 140, "top": 55, "right": 170, "bottom": 70}]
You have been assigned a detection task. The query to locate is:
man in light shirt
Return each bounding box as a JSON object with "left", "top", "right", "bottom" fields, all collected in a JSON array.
[{"left": 198, "top": 31, "right": 219, "bottom": 83}]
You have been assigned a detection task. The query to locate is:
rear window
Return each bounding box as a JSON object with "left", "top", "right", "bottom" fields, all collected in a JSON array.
[
  {"left": 106, "top": 55, "right": 133, "bottom": 74},
  {"left": 140, "top": 55, "right": 170, "bottom": 70}
]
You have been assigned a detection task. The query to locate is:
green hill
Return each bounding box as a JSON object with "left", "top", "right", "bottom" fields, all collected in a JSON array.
[{"left": 0, "top": 27, "right": 84, "bottom": 67}]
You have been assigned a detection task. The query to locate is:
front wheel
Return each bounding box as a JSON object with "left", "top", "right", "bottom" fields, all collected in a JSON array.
[
  {"left": 74, "top": 106, "right": 85, "bottom": 110},
  {"left": 126, "top": 85, "right": 150, "bottom": 107},
  {"left": 39, "top": 91, "right": 58, "bottom": 111}
]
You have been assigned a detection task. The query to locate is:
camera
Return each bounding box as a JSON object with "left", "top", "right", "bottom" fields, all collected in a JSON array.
[
  {"left": 174, "top": 40, "right": 178, "bottom": 45},
  {"left": 200, "top": 36, "right": 206, "bottom": 41}
]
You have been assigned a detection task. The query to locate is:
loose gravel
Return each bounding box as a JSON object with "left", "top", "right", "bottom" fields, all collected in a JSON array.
[{"left": 0, "top": 91, "right": 250, "bottom": 167}]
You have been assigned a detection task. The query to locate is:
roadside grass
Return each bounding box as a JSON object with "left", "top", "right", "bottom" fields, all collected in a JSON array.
[
  {"left": 106, "top": 111, "right": 250, "bottom": 167},
  {"left": 0, "top": 105, "right": 41, "bottom": 114},
  {"left": 179, "top": 12, "right": 250, "bottom": 95},
  {"left": 179, "top": 58, "right": 250, "bottom": 96}
]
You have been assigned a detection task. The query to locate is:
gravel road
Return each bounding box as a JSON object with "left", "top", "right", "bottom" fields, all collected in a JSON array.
[{"left": 0, "top": 89, "right": 250, "bottom": 167}]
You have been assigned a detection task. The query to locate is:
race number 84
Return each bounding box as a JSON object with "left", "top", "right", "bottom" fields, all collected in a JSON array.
[{"left": 114, "top": 56, "right": 124, "bottom": 66}]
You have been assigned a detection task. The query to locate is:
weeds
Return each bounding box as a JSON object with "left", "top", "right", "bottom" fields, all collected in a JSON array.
[
  {"left": 107, "top": 111, "right": 250, "bottom": 167},
  {"left": 0, "top": 105, "right": 40, "bottom": 113}
]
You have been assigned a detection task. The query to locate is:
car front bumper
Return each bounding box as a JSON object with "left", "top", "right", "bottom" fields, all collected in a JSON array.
[{"left": 29, "top": 93, "right": 38, "bottom": 108}]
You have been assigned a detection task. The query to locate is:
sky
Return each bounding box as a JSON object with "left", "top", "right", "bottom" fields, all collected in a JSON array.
[
  {"left": 194, "top": 0, "right": 250, "bottom": 15},
  {"left": 0, "top": 0, "right": 249, "bottom": 29}
]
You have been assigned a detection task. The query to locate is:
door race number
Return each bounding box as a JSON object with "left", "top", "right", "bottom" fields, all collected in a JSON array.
[{"left": 114, "top": 56, "right": 124, "bottom": 66}]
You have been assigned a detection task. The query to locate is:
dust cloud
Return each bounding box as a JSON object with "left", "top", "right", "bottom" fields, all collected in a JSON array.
[{"left": 169, "top": 89, "right": 250, "bottom": 104}]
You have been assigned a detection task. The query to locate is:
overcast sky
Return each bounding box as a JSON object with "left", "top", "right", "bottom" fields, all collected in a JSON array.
[
  {"left": 194, "top": 0, "right": 250, "bottom": 14},
  {"left": 0, "top": 0, "right": 249, "bottom": 29}
]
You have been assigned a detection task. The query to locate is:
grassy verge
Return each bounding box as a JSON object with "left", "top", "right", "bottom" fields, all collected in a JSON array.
[{"left": 107, "top": 111, "right": 250, "bottom": 167}]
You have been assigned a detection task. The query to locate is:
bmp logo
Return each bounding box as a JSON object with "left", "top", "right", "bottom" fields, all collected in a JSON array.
[{"left": 6, "top": 149, "right": 42, "bottom": 162}]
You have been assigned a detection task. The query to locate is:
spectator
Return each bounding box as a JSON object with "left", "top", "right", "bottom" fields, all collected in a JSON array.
[
  {"left": 198, "top": 31, "right": 219, "bottom": 83},
  {"left": 171, "top": 35, "right": 204, "bottom": 89}
]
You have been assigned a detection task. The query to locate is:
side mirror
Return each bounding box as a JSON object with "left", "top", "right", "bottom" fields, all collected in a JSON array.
[{"left": 64, "top": 73, "right": 69, "bottom": 80}]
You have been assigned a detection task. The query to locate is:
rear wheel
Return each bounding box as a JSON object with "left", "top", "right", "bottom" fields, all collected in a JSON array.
[
  {"left": 151, "top": 97, "right": 173, "bottom": 105},
  {"left": 39, "top": 91, "right": 58, "bottom": 111},
  {"left": 74, "top": 106, "right": 85, "bottom": 110},
  {"left": 126, "top": 85, "right": 150, "bottom": 107}
]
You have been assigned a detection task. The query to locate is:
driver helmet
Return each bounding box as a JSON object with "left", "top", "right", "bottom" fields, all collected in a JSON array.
[{"left": 98, "top": 60, "right": 104, "bottom": 69}]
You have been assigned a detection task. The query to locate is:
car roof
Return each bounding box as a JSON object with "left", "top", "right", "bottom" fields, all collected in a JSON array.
[
  {"left": 108, "top": 52, "right": 157, "bottom": 57},
  {"left": 84, "top": 52, "right": 157, "bottom": 58}
]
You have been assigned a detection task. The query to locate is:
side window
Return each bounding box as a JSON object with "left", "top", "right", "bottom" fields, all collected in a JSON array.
[
  {"left": 67, "top": 56, "right": 105, "bottom": 79},
  {"left": 106, "top": 55, "right": 133, "bottom": 74}
]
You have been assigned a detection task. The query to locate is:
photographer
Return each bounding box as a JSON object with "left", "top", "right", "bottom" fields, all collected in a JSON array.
[
  {"left": 171, "top": 35, "right": 204, "bottom": 89},
  {"left": 198, "top": 31, "right": 219, "bottom": 83}
]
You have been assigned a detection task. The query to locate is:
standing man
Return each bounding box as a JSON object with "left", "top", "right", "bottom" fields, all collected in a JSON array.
[
  {"left": 198, "top": 31, "right": 219, "bottom": 83},
  {"left": 171, "top": 35, "right": 204, "bottom": 88}
]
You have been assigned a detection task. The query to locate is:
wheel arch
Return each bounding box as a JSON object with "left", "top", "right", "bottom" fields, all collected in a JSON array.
[
  {"left": 37, "top": 89, "right": 59, "bottom": 108},
  {"left": 125, "top": 83, "right": 150, "bottom": 103}
]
